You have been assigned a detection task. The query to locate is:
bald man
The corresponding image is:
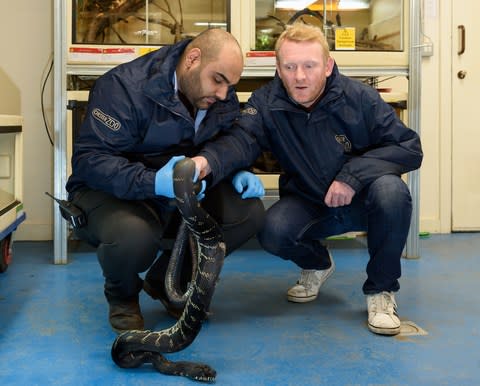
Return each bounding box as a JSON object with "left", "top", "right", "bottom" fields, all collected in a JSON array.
[{"left": 66, "top": 29, "right": 265, "bottom": 333}]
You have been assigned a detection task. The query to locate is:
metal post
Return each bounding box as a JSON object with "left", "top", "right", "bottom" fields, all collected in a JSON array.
[
  {"left": 405, "top": 0, "right": 422, "bottom": 258},
  {"left": 53, "top": 0, "right": 68, "bottom": 264}
]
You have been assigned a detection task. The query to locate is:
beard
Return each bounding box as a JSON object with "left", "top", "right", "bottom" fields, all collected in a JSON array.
[{"left": 179, "top": 66, "right": 211, "bottom": 110}]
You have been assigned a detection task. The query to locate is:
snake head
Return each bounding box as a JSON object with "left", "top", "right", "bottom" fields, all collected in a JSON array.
[
  {"left": 154, "top": 360, "right": 216, "bottom": 383},
  {"left": 187, "top": 363, "right": 216, "bottom": 383},
  {"left": 173, "top": 158, "right": 197, "bottom": 196}
]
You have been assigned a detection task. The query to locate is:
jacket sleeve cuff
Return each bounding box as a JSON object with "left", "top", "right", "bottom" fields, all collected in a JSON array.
[
  {"left": 335, "top": 172, "right": 362, "bottom": 193},
  {"left": 198, "top": 150, "right": 223, "bottom": 187}
]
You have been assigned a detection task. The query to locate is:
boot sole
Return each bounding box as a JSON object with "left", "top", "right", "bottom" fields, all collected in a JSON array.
[
  {"left": 109, "top": 315, "right": 144, "bottom": 334},
  {"left": 110, "top": 324, "right": 144, "bottom": 334}
]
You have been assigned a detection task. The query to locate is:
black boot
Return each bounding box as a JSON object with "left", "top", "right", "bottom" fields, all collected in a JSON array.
[
  {"left": 143, "top": 279, "right": 183, "bottom": 319},
  {"left": 108, "top": 296, "right": 144, "bottom": 333}
]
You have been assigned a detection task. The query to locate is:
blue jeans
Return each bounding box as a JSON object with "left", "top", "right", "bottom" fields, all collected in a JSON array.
[{"left": 257, "top": 175, "right": 412, "bottom": 294}]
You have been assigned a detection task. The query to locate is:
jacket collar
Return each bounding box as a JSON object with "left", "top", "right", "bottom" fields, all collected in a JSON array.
[{"left": 143, "top": 40, "right": 190, "bottom": 107}]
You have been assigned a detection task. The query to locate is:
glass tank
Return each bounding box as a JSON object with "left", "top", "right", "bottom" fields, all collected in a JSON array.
[
  {"left": 72, "top": 0, "right": 228, "bottom": 46},
  {"left": 255, "top": 0, "right": 403, "bottom": 52}
]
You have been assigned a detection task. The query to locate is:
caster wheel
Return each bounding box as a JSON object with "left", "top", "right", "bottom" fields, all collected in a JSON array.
[{"left": 0, "top": 233, "right": 12, "bottom": 273}]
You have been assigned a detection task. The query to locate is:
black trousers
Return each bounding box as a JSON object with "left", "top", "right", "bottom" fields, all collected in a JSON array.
[{"left": 70, "top": 181, "right": 265, "bottom": 301}]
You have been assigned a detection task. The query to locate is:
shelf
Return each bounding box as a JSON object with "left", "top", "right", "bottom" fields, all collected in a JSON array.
[
  {"left": 241, "top": 66, "right": 408, "bottom": 78},
  {"left": 0, "top": 115, "right": 23, "bottom": 133},
  {"left": 55, "top": 0, "right": 422, "bottom": 263},
  {"left": 67, "top": 63, "right": 409, "bottom": 79}
]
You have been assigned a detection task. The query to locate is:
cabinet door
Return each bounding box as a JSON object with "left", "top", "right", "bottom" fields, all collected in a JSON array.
[
  {"left": 451, "top": 0, "right": 480, "bottom": 230},
  {"left": 72, "top": 0, "right": 227, "bottom": 45},
  {"left": 73, "top": 0, "right": 150, "bottom": 44}
]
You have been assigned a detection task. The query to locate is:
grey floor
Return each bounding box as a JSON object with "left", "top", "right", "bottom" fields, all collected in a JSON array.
[{"left": 0, "top": 233, "right": 479, "bottom": 385}]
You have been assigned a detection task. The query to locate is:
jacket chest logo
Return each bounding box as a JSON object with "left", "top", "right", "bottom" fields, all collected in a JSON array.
[
  {"left": 241, "top": 107, "right": 257, "bottom": 116},
  {"left": 92, "top": 108, "right": 121, "bottom": 131},
  {"left": 335, "top": 134, "right": 352, "bottom": 153}
]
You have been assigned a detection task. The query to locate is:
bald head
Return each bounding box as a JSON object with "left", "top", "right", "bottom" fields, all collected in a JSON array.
[
  {"left": 176, "top": 29, "right": 244, "bottom": 110},
  {"left": 185, "top": 28, "right": 243, "bottom": 65}
]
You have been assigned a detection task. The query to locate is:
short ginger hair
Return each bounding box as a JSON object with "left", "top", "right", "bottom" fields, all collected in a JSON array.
[{"left": 275, "top": 23, "right": 331, "bottom": 63}]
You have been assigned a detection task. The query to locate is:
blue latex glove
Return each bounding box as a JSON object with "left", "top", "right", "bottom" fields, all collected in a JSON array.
[
  {"left": 155, "top": 156, "right": 185, "bottom": 198},
  {"left": 193, "top": 168, "right": 207, "bottom": 201},
  {"left": 232, "top": 171, "right": 265, "bottom": 199},
  {"left": 155, "top": 155, "right": 207, "bottom": 200}
]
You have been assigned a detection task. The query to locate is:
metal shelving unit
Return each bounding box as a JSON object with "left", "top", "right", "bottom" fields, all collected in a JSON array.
[{"left": 53, "top": 0, "right": 422, "bottom": 264}]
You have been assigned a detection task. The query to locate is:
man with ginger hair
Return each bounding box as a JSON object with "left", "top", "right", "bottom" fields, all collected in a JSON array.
[
  {"left": 66, "top": 28, "right": 265, "bottom": 333},
  {"left": 194, "top": 23, "right": 423, "bottom": 335}
]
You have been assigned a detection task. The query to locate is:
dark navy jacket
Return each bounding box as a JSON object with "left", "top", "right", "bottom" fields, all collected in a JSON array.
[
  {"left": 66, "top": 39, "right": 240, "bottom": 200},
  {"left": 200, "top": 64, "right": 423, "bottom": 206}
]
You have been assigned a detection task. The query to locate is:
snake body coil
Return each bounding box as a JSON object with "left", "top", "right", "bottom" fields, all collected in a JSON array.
[{"left": 111, "top": 158, "right": 225, "bottom": 382}]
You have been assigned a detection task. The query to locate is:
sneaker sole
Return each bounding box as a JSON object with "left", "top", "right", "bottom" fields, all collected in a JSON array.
[
  {"left": 368, "top": 323, "right": 401, "bottom": 336},
  {"left": 287, "top": 293, "right": 319, "bottom": 303}
]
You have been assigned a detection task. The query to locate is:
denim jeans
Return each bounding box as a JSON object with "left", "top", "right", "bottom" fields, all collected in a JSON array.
[{"left": 257, "top": 175, "right": 412, "bottom": 294}]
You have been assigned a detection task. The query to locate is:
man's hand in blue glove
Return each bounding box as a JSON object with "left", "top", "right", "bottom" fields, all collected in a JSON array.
[
  {"left": 155, "top": 156, "right": 185, "bottom": 198},
  {"left": 155, "top": 155, "right": 206, "bottom": 199},
  {"left": 193, "top": 168, "right": 207, "bottom": 201},
  {"left": 232, "top": 170, "right": 265, "bottom": 199}
]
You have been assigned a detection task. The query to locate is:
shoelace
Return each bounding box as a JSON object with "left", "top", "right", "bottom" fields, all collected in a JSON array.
[
  {"left": 297, "top": 270, "right": 319, "bottom": 289},
  {"left": 371, "top": 292, "right": 397, "bottom": 315}
]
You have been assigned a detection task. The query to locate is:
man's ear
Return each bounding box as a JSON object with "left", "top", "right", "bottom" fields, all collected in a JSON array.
[
  {"left": 185, "top": 47, "right": 201, "bottom": 68},
  {"left": 325, "top": 56, "right": 335, "bottom": 77}
]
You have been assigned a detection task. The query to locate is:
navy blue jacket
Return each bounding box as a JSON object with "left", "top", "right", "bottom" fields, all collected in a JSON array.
[
  {"left": 200, "top": 64, "right": 423, "bottom": 206},
  {"left": 66, "top": 39, "right": 240, "bottom": 200}
]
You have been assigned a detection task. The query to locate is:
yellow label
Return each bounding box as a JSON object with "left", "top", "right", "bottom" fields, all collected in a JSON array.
[
  {"left": 335, "top": 28, "right": 356, "bottom": 50},
  {"left": 138, "top": 47, "right": 159, "bottom": 56}
]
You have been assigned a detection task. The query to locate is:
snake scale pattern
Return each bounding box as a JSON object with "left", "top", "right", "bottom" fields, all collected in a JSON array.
[{"left": 111, "top": 158, "right": 226, "bottom": 382}]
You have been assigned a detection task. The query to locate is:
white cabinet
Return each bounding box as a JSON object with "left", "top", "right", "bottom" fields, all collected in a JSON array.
[{"left": 0, "top": 115, "right": 26, "bottom": 272}]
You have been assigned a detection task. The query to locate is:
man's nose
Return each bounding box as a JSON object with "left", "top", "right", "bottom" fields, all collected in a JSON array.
[
  {"left": 215, "top": 85, "right": 228, "bottom": 101},
  {"left": 295, "top": 67, "right": 306, "bottom": 80}
]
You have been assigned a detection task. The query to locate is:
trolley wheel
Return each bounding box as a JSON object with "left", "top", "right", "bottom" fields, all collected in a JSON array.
[{"left": 0, "top": 233, "right": 13, "bottom": 273}]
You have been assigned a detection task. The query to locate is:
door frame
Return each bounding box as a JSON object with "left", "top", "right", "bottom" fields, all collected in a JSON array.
[{"left": 439, "top": 0, "right": 453, "bottom": 233}]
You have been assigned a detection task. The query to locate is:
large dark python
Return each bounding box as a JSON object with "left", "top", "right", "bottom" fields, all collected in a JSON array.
[
  {"left": 111, "top": 158, "right": 226, "bottom": 382},
  {"left": 165, "top": 219, "right": 198, "bottom": 307}
]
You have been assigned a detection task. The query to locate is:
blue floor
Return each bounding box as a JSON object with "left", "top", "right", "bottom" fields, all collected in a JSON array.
[{"left": 1, "top": 234, "right": 479, "bottom": 385}]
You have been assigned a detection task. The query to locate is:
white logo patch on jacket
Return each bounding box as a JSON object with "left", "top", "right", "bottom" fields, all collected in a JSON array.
[{"left": 92, "top": 108, "right": 121, "bottom": 131}]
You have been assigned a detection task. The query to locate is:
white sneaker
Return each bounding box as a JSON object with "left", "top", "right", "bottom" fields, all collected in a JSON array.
[
  {"left": 366, "top": 291, "right": 401, "bottom": 335},
  {"left": 287, "top": 253, "right": 335, "bottom": 303}
]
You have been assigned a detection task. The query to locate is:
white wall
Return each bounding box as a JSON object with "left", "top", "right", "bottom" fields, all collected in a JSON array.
[{"left": 0, "top": 1, "right": 54, "bottom": 240}]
